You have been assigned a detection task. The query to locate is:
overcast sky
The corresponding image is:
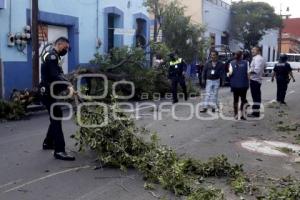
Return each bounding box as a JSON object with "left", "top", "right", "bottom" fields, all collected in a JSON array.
[{"left": 231, "top": 0, "right": 300, "bottom": 18}]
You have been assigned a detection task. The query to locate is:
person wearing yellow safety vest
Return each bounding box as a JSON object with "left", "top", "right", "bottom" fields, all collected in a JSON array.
[
  {"left": 168, "top": 52, "right": 188, "bottom": 104},
  {"left": 39, "top": 37, "right": 76, "bottom": 161}
]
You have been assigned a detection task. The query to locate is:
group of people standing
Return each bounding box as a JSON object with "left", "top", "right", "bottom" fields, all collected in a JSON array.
[
  {"left": 171, "top": 46, "right": 296, "bottom": 120},
  {"left": 195, "top": 47, "right": 265, "bottom": 119}
]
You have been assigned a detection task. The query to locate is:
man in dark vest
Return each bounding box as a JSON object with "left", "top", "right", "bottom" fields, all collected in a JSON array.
[
  {"left": 228, "top": 51, "right": 249, "bottom": 120},
  {"left": 168, "top": 52, "right": 188, "bottom": 103}
]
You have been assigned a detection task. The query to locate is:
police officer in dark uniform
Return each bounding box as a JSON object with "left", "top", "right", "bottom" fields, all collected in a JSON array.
[
  {"left": 40, "top": 37, "right": 75, "bottom": 161},
  {"left": 168, "top": 52, "right": 188, "bottom": 103},
  {"left": 272, "top": 54, "right": 296, "bottom": 105}
]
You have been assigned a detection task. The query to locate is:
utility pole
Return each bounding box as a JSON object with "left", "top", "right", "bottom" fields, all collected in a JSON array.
[
  {"left": 153, "top": 0, "right": 158, "bottom": 42},
  {"left": 278, "top": 4, "right": 291, "bottom": 57},
  {"left": 32, "top": 0, "right": 39, "bottom": 87},
  {"left": 278, "top": 24, "right": 282, "bottom": 56}
]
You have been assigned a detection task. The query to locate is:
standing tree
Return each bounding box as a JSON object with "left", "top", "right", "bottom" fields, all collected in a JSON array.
[
  {"left": 161, "top": 1, "right": 206, "bottom": 62},
  {"left": 144, "top": 0, "right": 168, "bottom": 42},
  {"left": 231, "top": 1, "right": 281, "bottom": 50},
  {"left": 144, "top": 0, "right": 169, "bottom": 65},
  {"left": 145, "top": 0, "right": 206, "bottom": 63}
]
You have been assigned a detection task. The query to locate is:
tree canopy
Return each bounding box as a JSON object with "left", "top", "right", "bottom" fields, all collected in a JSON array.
[
  {"left": 231, "top": 1, "right": 282, "bottom": 50},
  {"left": 145, "top": 0, "right": 206, "bottom": 63}
]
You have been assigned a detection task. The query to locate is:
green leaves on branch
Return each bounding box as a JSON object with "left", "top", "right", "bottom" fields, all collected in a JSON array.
[
  {"left": 161, "top": 1, "right": 206, "bottom": 62},
  {"left": 76, "top": 47, "right": 171, "bottom": 101},
  {"left": 0, "top": 100, "right": 25, "bottom": 121},
  {"left": 231, "top": 1, "right": 281, "bottom": 49},
  {"left": 261, "top": 176, "right": 300, "bottom": 200},
  {"left": 144, "top": 0, "right": 206, "bottom": 62},
  {"left": 90, "top": 47, "right": 146, "bottom": 72},
  {"left": 187, "top": 187, "right": 224, "bottom": 200},
  {"left": 150, "top": 41, "right": 171, "bottom": 61}
]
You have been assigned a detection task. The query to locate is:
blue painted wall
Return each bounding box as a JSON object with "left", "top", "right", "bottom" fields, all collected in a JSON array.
[
  {"left": 0, "top": 0, "right": 149, "bottom": 99},
  {"left": 0, "top": 0, "right": 5, "bottom": 9},
  {"left": 101, "top": 1, "right": 150, "bottom": 52}
]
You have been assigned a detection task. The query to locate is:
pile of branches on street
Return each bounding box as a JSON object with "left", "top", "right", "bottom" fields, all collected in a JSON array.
[
  {"left": 0, "top": 88, "right": 40, "bottom": 121},
  {"left": 0, "top": 100, "right": 25, "bottom": 121},
  {"left": 73, "top": 96, "right": 300, "bottom": 199},
  {"left": 9, "top": 88, "right": 40, "bottom": 108},
  {"left": 73, "top": 98, "right": 251, "bottom": 199}
]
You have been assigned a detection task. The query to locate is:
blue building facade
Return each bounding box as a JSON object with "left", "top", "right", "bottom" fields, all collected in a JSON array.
[{"left": 0, "top": 0, "right": 150, "bottom": 99}]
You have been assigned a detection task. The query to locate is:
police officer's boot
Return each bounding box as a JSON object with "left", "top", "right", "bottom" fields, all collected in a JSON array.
[{"left": 54, "top": 152, "right": 75, "bottom": 161}]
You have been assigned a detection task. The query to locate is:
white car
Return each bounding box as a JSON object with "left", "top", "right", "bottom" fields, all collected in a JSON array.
[{"left": 264, "top": 62, "right": 276, "bottom": 77}]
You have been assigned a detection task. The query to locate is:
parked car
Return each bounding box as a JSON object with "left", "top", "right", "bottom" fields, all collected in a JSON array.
[{"left": 264, "top": 62, "right": 276, "bottom": 77}]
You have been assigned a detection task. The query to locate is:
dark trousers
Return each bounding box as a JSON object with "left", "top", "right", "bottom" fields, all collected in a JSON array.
[
  {"left": 41, "top": 95, "right": 65, "bottom": 152},
  {"left": 171, "top": 76, "right": 187, "bottom": 102},
  {"left": 250, "top": 80, "right": 261, "bottom": 116},
  {"left": 276, "top": 79, "right": 288, "bottom": 103},
  {"left": 232, "top": 88, "right": 248, "bottom": 117},
  {"left": 198, "top": 74, "right": 204, "bottom": 88}
]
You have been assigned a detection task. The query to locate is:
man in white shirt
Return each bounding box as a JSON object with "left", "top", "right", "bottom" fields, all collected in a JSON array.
[{"left": 248, "top": 46, "right": 266, "bottom": 118}]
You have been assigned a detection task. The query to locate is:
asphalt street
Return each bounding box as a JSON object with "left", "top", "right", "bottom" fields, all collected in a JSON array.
[{"left": 0, "top": 72, "right": 300, "bottom": 200}]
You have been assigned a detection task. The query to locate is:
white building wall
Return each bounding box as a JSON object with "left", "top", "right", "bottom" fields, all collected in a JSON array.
[
  {"left": 201, "top": 0, "right": 278, "bottom": 62},
  {"left": 202, "top": 0, "right": 231, "bottom": 47},
  {"left": 259, "top": 30, "right": 279, "bottom": 62}
]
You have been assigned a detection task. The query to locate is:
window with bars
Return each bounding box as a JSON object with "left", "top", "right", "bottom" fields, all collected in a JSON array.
[
  {"left": 107, "top": 13, "right": 122, "bottom": 52},
  {"left": 135, "top": 18, "right": 147, "bottom": 48}
]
